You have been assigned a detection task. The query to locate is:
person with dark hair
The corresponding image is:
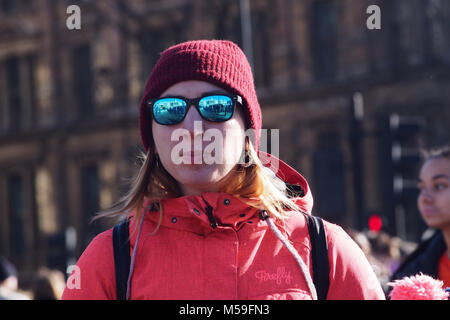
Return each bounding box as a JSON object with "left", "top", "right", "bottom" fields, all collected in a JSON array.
[
  {"left": 391, "top": 145, "right": 450, "bottom": 289},
  {"left": 0, "top": 256, "right": 29, "bottom": 300}
]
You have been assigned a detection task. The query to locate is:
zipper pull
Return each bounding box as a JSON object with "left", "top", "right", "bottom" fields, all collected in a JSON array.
[
  {"left": 200, "top": 196, "right": 218, "bottom": 229},
  {"left": 205, "top": 204, "right": 218, "bottom": 229}
]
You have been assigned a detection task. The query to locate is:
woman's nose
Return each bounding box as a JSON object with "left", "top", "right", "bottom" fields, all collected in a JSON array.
[
  {"left": 182, "top": 104, "right": 203, "bottom": 133},
  {"left": 419, "top": 189, "right": 433, "bottom": 204}
]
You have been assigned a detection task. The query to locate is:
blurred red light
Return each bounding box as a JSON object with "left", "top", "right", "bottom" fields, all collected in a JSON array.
[{"left": 368, "top": 214, "right": 382, "bottom": 232}]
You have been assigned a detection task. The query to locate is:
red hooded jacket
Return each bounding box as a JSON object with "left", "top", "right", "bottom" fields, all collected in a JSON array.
[{"left": 62, "top": 157, "right": 385, "bottom": 300}]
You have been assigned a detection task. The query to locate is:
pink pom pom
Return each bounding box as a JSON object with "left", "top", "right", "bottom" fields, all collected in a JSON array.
[{"left": 388, "top": 273, "right": 449, "bottom": 300}]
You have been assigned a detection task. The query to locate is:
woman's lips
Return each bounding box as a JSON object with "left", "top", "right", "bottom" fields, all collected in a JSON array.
[
  {"left": 422, "top": 208, "right": 438, "bottom": 217},
  {"left": 186, "top": 150, "right": 203, "bottom": 163}
]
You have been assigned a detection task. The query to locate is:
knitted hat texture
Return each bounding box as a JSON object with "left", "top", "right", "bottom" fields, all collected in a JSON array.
[{"left": 139, "top": 39, "right": 262, "bottom": 151}]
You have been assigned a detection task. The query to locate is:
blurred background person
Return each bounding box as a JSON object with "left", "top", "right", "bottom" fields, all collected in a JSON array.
[
  {"left": 0, "top": 256, "right": 30, "bottom": 300},
  {"left": 29, "top": 267, "right": 66, "bottom": 300},
  {"left": 346, "top": 228, "right": 394, "bottom": 294},
  {"left": 347, "top": 228, "right": 417, "bottom": 295},
  {"left": 391, "top": 146, "right": 450, "bottom": 289}
]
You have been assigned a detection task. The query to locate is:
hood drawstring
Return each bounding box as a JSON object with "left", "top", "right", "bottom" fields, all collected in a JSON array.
[
  {"left": 260, "top": 210, "right": 318, "bottom": 300},
  {"left": 126, "top": 205, "right": 151, "bottom": 300}
]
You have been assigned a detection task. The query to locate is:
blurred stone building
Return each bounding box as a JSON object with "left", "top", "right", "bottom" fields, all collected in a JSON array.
[{"left": 0, "top": 0, "right": 449, "bottom": 274}]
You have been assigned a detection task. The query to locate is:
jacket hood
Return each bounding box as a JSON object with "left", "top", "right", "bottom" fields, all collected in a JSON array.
[
  {"left": 137, "top": 152, "right": 313, "bottom": 236},
  {"left": 258, "top": 151, "right": 313, "bottom": 214}
]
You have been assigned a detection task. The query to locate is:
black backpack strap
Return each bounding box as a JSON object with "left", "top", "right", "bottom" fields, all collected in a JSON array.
[
  {"left": 112, "top": 219, "right": 131, "bottom": 300},
  {"left": 304, "top": 213, "right": 330, "bottom": 300}
]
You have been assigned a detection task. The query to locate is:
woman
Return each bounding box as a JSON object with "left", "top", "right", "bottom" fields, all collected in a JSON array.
[
  {"left": 391, "top": 146, "right": 450, "bottom": 289},
  {"left": 62, "top": 39, "right": 384, "bottom": 300}
]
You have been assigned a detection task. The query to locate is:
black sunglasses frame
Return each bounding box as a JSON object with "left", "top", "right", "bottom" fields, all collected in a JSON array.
[{"left": 147, "top": 94, "right": 243, "bottom": 125}]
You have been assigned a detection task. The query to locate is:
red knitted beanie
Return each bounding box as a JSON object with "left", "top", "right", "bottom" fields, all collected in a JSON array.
[{"left": 139, "top": 39, "right": 262, "bottom": 152}]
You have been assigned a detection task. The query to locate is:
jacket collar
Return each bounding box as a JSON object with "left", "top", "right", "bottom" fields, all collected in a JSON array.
[
  {"left": 140, "top": 153, "right": 313, "bottom": 235},
  {"left": 392, "top": 230, "right": 446, "bottom": 279},
  {"left": 141, "top": 192, "right": 260, "bottom": 235}
]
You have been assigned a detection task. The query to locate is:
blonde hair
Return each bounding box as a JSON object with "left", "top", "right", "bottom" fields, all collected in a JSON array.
[{"left": 97, "top": 138, "right": 302, "bottom": 228}]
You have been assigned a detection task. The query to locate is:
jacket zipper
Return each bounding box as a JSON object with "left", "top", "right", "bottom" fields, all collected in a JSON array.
[
  {"left": 205, "top": 204, "right": 218, "bottom": 229},
  {"left": 201, "top": 196, "right": 218, "bottom": 229}
]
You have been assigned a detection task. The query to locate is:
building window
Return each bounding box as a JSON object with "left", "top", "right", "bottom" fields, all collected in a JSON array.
[
  {"left": 0, "top": 55, "right": 37, "bottom": 133},
  {"left": 384, "top": 0, "right": 405, "bottom": 72},
  {"left": 5, "top": 57, "right": 22, "bottom": 131},
  {"left": 253, "top": 9, "right": 272, "bottom": 88},
  {"left": 419, "top": 0, "right": 446, "bottom": 64},
  {"left": 7, "top": 174, "right": 25, "bottom": 255},
  {"left": 72, "top": 45, "right": 94, "bottom": 117},
  {"left": 310, "top": 0, "right": 337, "bottom": 81},
  {"left": 209, "top": 0, "right": 242, "bottom": 46},
  {"left": 81, "top": 164, "right": 101, "bottom": 244},
  {"left": 313, "top": 132, "right": 346, "bottom": 222},
  {"left": 24, "top": 55, "right": 37, "bottom": 129},
  {"left": 0, "top": 0, "right": 35, "bottom": 14},
  {"left": 0, "top": 0, "right": 17, "bottom": 14},
  {"left": 0, "top": 62, "right": 6, "bottom": 132},
  {"left": 35, "top": 167, "right": 58, "bottom": 236}
]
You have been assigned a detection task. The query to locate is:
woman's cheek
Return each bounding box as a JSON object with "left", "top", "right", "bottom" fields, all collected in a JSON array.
[{"left": 439, "top": 189, "right": 450, "bottom": 217}]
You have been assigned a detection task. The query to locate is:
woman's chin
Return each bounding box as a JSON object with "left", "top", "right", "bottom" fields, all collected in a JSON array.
[
  {"left": 167, "top": 161, "right": 239, "bottom": 195},
  {"left": 173, "top": 169, "right": 222, "bottom": 192}
]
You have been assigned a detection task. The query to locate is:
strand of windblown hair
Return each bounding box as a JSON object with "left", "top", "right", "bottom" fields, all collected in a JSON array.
[
  {"left": 125, "top": 206, "right": 148, "bottom": 300},
  {"left": 265, "top": 216, "right": 318, "bottom": 300}
]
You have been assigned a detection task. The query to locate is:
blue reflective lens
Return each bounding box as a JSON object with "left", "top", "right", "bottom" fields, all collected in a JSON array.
[
  {"left": 153, "top": 98, "right": 187, "bottom": 125},
  {"left": 198, "top": 95, "right": 234, "bottom": 121}
]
